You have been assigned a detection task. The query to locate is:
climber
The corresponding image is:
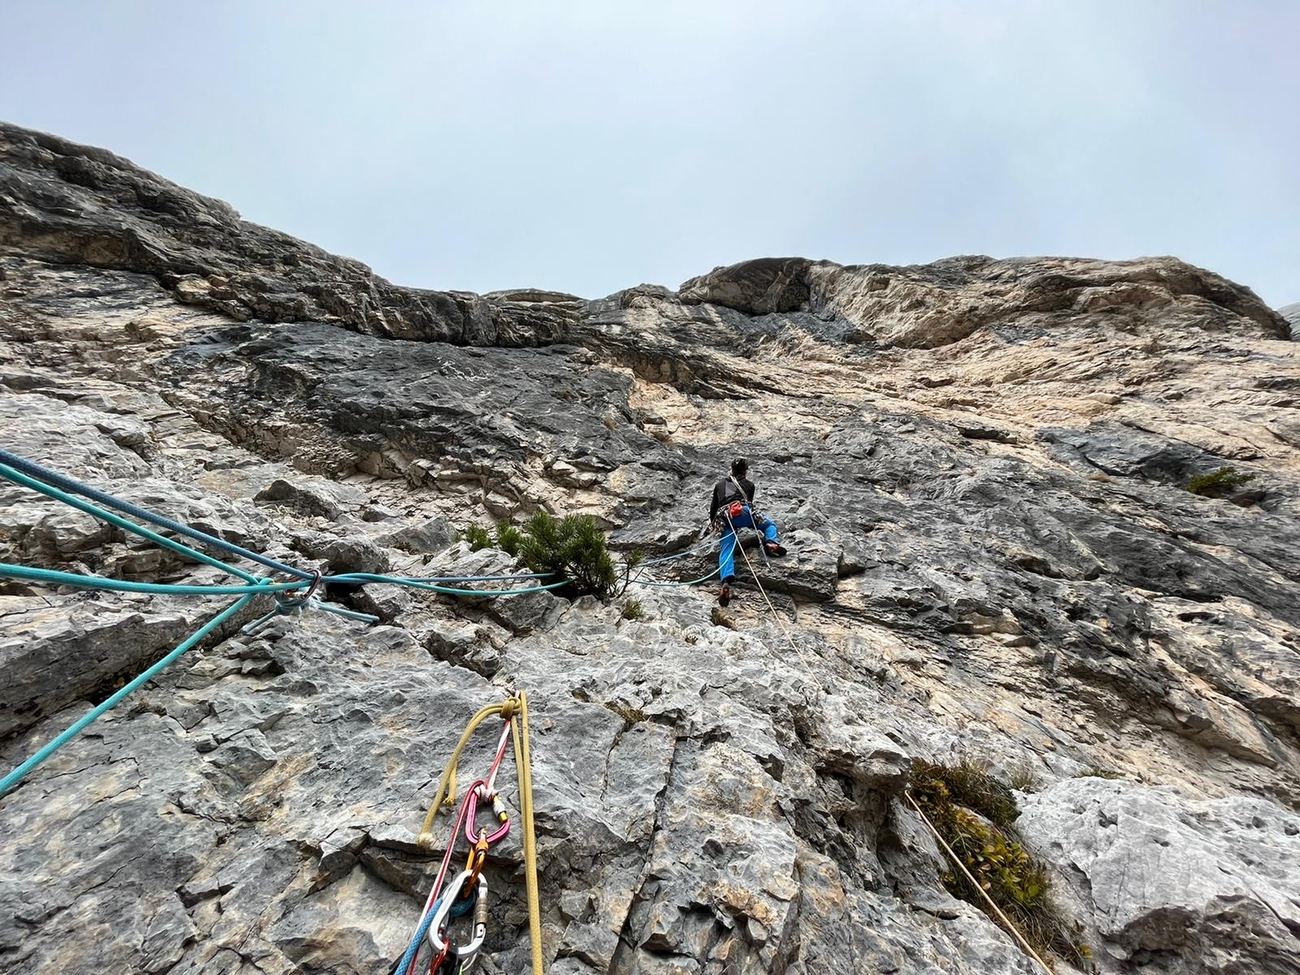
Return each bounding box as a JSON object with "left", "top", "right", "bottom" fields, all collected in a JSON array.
[{"left": 709, "top": 457, "right": 786, "bottom": 606}]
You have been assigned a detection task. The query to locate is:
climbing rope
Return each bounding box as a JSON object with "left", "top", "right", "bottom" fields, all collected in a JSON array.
[
  {"left": 0, "top": 563, "right": 310, "bottom": 596},
  {"left": 635, "top": 536, "right": 717, "bottom": 568},
  {"left": 0, "top": 460, "right": 262, "bottom": 582},
  {"left": 0, "top": 452, "right": 565, "bottom": 805},
  {"left": 403, "top": 694, "right": 541, "bottom": 975},
  {"left": 721, "top": 505, "right": 819, "bottom": 677},
  {"left": 632, "top": 565, "right": 721, "bottom": 589},
  {"left": 904, "top": 792, "right": 1052, "bottom": 974},
  {"left": 513, "top": 691, "right": 543, "bottom": 975},
  {"left": 0, "top": 582, "right": 273, "bottom": 796},
  {"left": 0, "top": 449, "right": 315, "bottom": 579}
]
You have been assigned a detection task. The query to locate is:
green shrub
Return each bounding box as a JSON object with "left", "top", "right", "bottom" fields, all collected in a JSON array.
[
  {"left": 1186, "top": 466, "right": 1255, "bottom": 498},
  {"left": 911, "top": 760, "right": 1092, "bottom": 971},
  {"left": 621, "top": 598, "right": 645, "bottom": 621},
  {"left": 517, "top": 512, "right": 626, "bottom": 600},
  {"left": 460, "top": 524, "right": 492, "bottom": 552},
  {"left": 496, "top": 522, "right": 524, "bottom": 558}
]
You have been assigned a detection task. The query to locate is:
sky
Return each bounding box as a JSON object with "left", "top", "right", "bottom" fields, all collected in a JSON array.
[{"left": 3, "top": 1, "right": 1297, "bottom": 306}]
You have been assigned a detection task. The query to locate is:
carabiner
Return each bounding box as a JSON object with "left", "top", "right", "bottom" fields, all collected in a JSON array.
[
  {"left": 426, "top": 870, "right": 488, "bottom": 972},
  {"left": 463, "top": 783, "right": 510, "bottom": 846}
]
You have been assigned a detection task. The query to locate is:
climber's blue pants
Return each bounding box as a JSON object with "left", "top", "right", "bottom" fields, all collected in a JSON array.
[{"left": 719, "top": 507, "right": 778, "bottom": 581}]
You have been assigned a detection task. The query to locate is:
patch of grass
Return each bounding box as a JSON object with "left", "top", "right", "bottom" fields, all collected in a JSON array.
[
  {"left": 1185, "top": 466, "right": 1256, "bottom": 498},
  {"left": 1008, "top": 765, "right": 1040, "bottom": 793},
  {"left": 911, "top": 759, "right": 1092, "bottom": 971},
  {"left": 913, "top": 758, "right": 1018, "bottom": 828},
  {"left": 621, "top": 598, "right": 645, "bottom": 621},
  {"left": 459, "top": 524, "right": 492, "bottom": 552}
]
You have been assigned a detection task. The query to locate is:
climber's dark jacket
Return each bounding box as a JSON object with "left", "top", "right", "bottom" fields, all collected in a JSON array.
[{"left": 709, "top": 476, "right": 756, "bottom": 522}]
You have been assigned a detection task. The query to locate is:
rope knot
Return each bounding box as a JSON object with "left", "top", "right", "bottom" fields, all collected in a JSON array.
[{"left": 499, "top": 697, "right": 521, "bottom": 721}]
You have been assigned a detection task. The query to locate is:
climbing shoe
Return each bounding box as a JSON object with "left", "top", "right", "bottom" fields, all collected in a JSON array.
[
  {"left": 718, "top": 578, "right": 734, "bottom": 606},
  {"left": 764, "top": 542, "right": 787, "bottom": 557}
]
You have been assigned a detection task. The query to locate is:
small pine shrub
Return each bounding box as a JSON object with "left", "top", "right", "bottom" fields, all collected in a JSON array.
[
  {"left": 460, "top": 524, "right": 492, "bottom": 552},
  {"left": 518, "top": 512, "right": 620, "bottom": 600},
  {"left": 1185, "top": 466, "right": 1255, "bottom": 498},
  {"left": 496, "top": 522, "right": 524, "bottom": 558},
  {"left": 911, "top": 759, "right": 1092, "bottom": 971}
]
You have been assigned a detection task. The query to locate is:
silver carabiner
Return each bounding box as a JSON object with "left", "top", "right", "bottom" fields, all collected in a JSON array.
[{"left": 426, "top": 869, "right": 488, "bottom": 971}]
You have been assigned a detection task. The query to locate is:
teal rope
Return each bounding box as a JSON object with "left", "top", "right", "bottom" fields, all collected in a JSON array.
[
  {"left": 0, "top": 462, "right": 259, "bottom": 583},
  {"left": 637, "top": 537, "right": 716, "bottom": 567},
  {"left": 0, "top": 563, "right": 309, "bottom": 596},
  {"left": 0, "top": 564, "right": 567, "bottom": 599},
  {"left": 0, "top": 585, "right": 269, "bottom": 797},
  {"left": 0, "top": 450, "right": 312, "bottom": 580}
]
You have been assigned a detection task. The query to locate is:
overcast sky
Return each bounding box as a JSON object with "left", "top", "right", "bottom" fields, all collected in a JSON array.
[{"left": 5, "top": 1, "right": 1297, "bottom": 306}]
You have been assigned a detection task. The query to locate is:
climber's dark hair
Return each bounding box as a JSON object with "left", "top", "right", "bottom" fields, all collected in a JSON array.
[{"left": 731, "top": 457, "right": 748, "bottom": 476}]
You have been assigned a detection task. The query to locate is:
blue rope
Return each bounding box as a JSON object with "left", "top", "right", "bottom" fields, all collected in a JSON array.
[
  {"left": 396, "top": 889, "right": 478, "bottom": 975},
  {"left": 328, "top": 572, "right": 570, "bottom": 597},
  {"left": 636, "top": 537, "right": 717, "bottom": 567},
  {"left": 0, "top": 584, "right": 270, "bottom": 796},
  {"left": 0, "top": 449, "right": 312, "bottom": 580},
  {"left": 0, "top": 563, "right": 310, "bottom": 596},
  {"left": 393, "top": 572, "right": 554, "bottom": 582},
  {"left": 0, "top": 461, "right": 260, "bottom": 583}
]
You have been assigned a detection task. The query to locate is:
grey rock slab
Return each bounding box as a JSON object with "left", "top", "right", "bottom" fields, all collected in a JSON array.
[
  {"left": 1018, "top": 777, "right": 1300, "bottom": 973},
  {"left": 254, "top": 475, "right": 370, "bottom": 520}
]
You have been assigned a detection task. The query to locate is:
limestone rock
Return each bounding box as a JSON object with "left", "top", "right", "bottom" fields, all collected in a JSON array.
[
  {"left": 1019, "top": 778, "right": 1300, "bottom": 973},
  {"left": 2, "top": 121, "right": 1299, "bottom": 975}
]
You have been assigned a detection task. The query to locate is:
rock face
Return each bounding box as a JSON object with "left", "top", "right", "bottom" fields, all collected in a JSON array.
[
  {"left": 1018, "top": 778, "right": 1300, "bottom": 974},
  {"left": 1, "top": 122, "right": 1299, "bottom": 975},
  {"left": 1280, "top": 302, "right": 1300, "bottom": 341}
]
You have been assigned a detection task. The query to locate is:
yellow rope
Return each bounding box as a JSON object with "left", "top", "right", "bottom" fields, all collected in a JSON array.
[
  {"left": 904, "top": 792, "right": 1053, "bottom": 974},
  {"left": 417, "top": 698, "right": 518, "bottom": 849},
  {"left": 511, "top": 691, "right": 544, "bottom": 975},
  {"left": 416, "top": 692, "right": 542, "bottom": 972}
]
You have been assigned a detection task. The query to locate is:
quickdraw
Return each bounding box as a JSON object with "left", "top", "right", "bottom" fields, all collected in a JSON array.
[{"left": 427, "top": 871, "right": 489, "bottom": 975}]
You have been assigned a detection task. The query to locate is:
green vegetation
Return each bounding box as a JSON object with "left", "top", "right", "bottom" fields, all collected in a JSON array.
[
  {"left": 460, "top": 524, "right": 492, "bottom": 552},
  {"left": 1008, "top": 764, "right": 1040, "bottom": 793},
  {"left": 911, "top": 759, "right": 1092, "bottom": 971},
  {"left": 459, "top": 513, "right": 641, "bottom": 600},
  {"left": 1185, "top": 466, "right": 1256, "bottom": 498},
  {"left": 495, "top": 521, "right": 524, "bottom": 558},
  {"left": 621, "top": 598, "right": 645, "bottom": 621},
  {"left": 516, "top": 512, "right": 641, "bottom": 600}
]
